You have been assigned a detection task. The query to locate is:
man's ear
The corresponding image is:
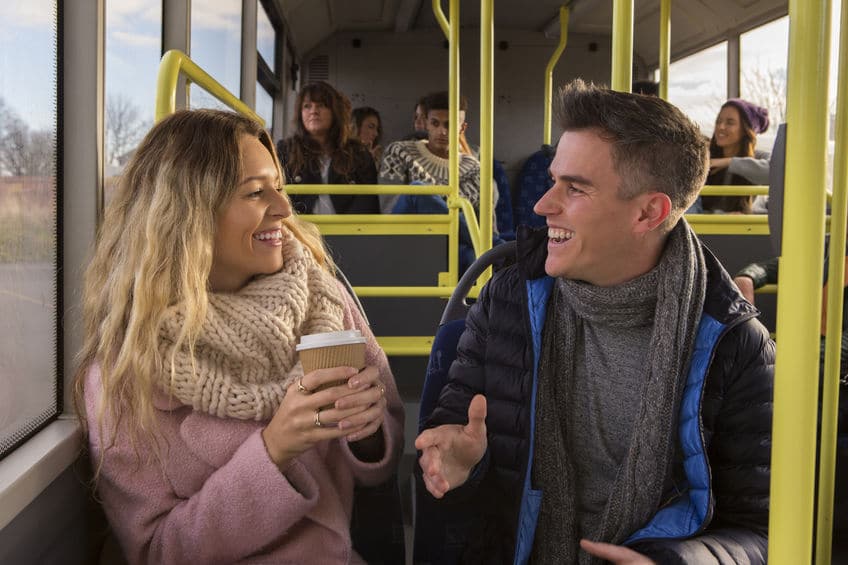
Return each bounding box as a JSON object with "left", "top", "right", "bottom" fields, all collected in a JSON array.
[{"left": 635, "top": 192, "right": 672, "bottom": 234}]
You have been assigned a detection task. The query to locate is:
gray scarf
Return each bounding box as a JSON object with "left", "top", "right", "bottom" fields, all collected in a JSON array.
[{"left": 530, "top": 220, "right": 706, "bottom": 564}]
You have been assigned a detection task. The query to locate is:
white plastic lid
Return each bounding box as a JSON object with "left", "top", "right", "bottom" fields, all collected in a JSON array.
[{"left": 295, "top": 329, "right": 366, "bottom": 351}]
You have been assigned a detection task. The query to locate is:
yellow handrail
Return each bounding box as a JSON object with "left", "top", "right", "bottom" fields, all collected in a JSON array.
[
  {"left": 699, "top": 185, "right": 769, "bottom": 196},
  {"left": 611, "top": 0, "right": 634, "bottom": 92},
  {"left": 479, "top": 0, "right": 494, "bottom": 261},
  {"left": 544, "top": 7, "right": 569, "bottom": 146},
  {"left": 659, "top": 0, "right": 670, "bottom": 100},
  {"left": 432, "top": 0, "right": 450, "bottom": 39},
  {"left": 451, "top": 196, "right": 483, "bottom": 257},
  {"left": 155, "top": 50, "right": 263, "bottom": 125},
  {"left": 448, "top": 0, "right": 461, "bottom": 286},
  {"left": 285, "top": 184, "right": 451, "bottom": 196},
  {"left": 769, "top": 0, "right": 832, "bottom": 561},
  {"left": 815, "top": 0, "right": 848, "bottom": 560}
]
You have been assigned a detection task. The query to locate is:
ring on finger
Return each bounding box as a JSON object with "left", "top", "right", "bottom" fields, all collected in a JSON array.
[
  {"left": 314, "top": 409, "right": 323, "bottom": 428},
  {"left": 297, "top": 377, "right": 309, "bottom": 394}
]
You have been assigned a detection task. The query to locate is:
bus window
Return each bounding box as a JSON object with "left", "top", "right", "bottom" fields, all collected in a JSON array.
[
  {"left": 105, "top": 0, "right": 161, "bottom": 205},
  {"left": 190, "top": 0, "right": 242, "bottom": 110},
  {"left": 0, "top": 0, "right": 59, "bottom": 458},
  {"left": 668, "top": 42, "right": 728, "bottom": 136}
]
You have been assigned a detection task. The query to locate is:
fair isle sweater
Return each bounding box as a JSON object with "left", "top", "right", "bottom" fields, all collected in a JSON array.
[{"left": 378, "top": 139, "right": 482, "bottom": 213}]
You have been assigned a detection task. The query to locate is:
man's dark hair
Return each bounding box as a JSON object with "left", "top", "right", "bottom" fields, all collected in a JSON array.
[
  {"left": 421, "top": 91, "right": 469, "bottom": 117},
  {"left": 556, "top": 79, "right": 708, "bottom": 223}
]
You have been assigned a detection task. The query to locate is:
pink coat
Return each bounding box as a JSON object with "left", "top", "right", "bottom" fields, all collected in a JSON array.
[{"left": 85, "top": 289, "right": 405, "bottom": 564}]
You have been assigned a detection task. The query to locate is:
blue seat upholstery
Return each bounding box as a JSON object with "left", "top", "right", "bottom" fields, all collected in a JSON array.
[
  {"left": 493, "top": 159, "right": 516, "bottom": 240},
  {"left": 512, "top": 147, "right": 555, "bottom": 229},
  {"left": 413, "top": 242, "right": 517, "bottom": 564}
]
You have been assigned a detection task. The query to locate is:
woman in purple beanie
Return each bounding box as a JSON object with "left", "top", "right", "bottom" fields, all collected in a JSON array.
[{"left": 701, "top": 98, "right": 771, "bottom": 214}]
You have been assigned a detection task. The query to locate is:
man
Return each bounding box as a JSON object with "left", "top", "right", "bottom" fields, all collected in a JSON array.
[
  {"left": 415, "top": 80, "right": 773, "bottom": 564},
  {"left": 378, "top": 91, "right": 482, "bottom": 214}
]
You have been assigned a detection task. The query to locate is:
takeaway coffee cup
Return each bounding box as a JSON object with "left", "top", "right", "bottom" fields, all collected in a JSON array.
[{"left": 296, "top": 330, "right": 367, "bottom": 387}]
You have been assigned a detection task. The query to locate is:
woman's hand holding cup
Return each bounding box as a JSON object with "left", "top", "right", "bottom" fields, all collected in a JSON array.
[{"left": 261, "top": 330, "right": 387, "bottom": 468}]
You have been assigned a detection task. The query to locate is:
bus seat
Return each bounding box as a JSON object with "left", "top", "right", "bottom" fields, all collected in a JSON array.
[
  {"left": 493, "top": 159, "right": 516, "bottom": 240},
  {"left": 335, "top": 268, "right": 406, "bottom": 564},
  {"left": 512, "top": 146, "right": 555, "bottom": 229},
  {"left": 413, "top": 241, "right": 517, "bottom": 564}
]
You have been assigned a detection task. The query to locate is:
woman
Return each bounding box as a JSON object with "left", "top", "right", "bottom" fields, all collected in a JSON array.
[
  {"left": 277, "top": 82, "right": 379, "bottom": 214},
  {"left": 75, "top": 109, "right": 404, "bottom": 564},
  {"left": 351, "top": 106, "right": 383, "bottom": 166},
  {"left": 700, "top": 98, "right": 770, "bottom": 214}
]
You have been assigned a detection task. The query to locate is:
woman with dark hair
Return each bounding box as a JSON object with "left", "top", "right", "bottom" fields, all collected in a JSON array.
[
  {"left": 277, "top": 82, "right": 379, "bottom": 214},
  {"left": 351, "top": 106, "right": 383, "bottom": 166},
  {"left": 700, "top": 98, "right": 771, "bottom": 214}
]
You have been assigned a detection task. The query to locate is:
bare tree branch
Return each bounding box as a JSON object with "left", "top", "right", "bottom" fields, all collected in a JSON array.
[{"left": 106, "top": 94, "right": 147, "bottom": 166}]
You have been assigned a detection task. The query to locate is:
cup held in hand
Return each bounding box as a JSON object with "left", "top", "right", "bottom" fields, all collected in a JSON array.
[{"left": 297, "top": 330, "right": 367, "bottom": 391}]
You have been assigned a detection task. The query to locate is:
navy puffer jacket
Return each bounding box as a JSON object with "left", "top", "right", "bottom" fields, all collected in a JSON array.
[{"left": 421, "top": 225, "right": 774, "bottom": 564}]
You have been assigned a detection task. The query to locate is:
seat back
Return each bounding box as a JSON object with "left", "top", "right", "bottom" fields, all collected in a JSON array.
[
  {"left": 493, "top": 159, "right": 516, "bottom": 240},
  {"left": 413, "top": 242, "right": 517, "bottom": 564},
  {"left": 512, "top": 147, "right": 555, "bottom": 229},
  {"left": 335, "top": 268, "right": 406, "bottom": 565}
]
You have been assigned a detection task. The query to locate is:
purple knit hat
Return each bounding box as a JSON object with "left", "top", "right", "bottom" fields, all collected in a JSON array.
[{"left": 723, "top": 99, "right": 770, "bottom": 134}]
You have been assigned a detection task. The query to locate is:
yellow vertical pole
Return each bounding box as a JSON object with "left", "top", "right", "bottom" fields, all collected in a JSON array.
[
  {"left": 431, "top": 0, "right": 460, "bottom": 285},
  {"left": 659, "top": 0, "right": 671, "bottom": 100},
  {"left": 769, "top": 0, "right": 832, "bottom": 562},
  {"left": 816, "top": 1, "right": 847, "bottom": 561},
  {"left": 611, "top": 0, "right": 633, "bottom": 92},
  {"left": 544, "top": 7, "right": 569, "bottom": 146},
  {"left": 448, "top": 0, "right": 460, "bottom": 285},
  {"left": 479, "top": 0, "right": 493, "bottom": 256}
]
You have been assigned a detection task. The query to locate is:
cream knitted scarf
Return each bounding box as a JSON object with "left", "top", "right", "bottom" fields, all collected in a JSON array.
[{"left": 158, "top": 230, "right": 346, "bottom": 420}]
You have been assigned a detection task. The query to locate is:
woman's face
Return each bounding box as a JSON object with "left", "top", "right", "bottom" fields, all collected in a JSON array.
[
  {"left": 301, "top": 96, "right": 334, "bottom": 138},
  {"left": 713, "top": 105, "right": 744, "bottom": 151},
  {"left": 209, "top": 135, "right": 291, "bottom": 293},
  {"left": 358, "top": 115, "right": 380, "bottom": 147}
]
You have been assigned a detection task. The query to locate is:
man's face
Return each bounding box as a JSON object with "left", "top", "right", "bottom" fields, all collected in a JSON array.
[
  {"left": 533, "top": 129, "right": 649, "bottom": 286},
  {"left": 425, "top": 109, "right": 466, "bottom": 156}
]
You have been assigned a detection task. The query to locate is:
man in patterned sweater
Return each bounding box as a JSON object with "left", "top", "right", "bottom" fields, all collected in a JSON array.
[{"left": 378, "top": 91, "right": 482, "bottom": 214}]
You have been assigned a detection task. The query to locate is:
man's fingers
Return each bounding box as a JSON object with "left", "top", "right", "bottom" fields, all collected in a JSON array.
[
  {"left": 466, "top": 395, "right": 487, "bottom": 435},
  {"left": 415, "top": 429, "right": 436, "bottom": 450},
  {"left": 579, "top": 540, "right": 654, "bottom": 564}
]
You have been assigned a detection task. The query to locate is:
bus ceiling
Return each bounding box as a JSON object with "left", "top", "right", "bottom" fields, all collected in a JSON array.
[{"left": 277, "top": 0, "right": 788, "bottom": 69}]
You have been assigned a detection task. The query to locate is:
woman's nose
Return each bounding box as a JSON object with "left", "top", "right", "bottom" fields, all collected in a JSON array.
[{"left": 271, "top": 190, "right": 292, "bottom": 218}]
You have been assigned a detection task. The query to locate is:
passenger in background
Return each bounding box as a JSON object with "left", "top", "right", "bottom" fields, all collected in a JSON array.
[
  {"left": 75, "top": 110, "right": 404, "bottom": 564},
  {"left": 733, "top": 253, "right": 848, "bottom": 538},
  {"left": 698, "top": 98, "right": 771, "bottom": 214},
  {"left": 402, "top": 96, "right": 429, "bottom": 141},
  {"left": 379, "top": 91, "right": 484, "bottom": 215},
  {"left": 415, "top": 80, "right": 773, "bottom": 564},
  {"left": 277, "top": 81, "right": 380, "bottom": 214},
  {"left": 351, "top": 106, "right": 384, "bottom": 166}
]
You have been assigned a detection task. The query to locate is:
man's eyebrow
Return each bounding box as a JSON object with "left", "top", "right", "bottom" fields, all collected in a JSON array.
[{"left": 547, "top": 169, "right": 594, "bottom": 187}]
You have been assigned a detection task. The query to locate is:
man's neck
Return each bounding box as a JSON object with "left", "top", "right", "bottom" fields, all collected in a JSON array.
[{"left": 425, "top": 142, "right": 449, "bottom": 159}]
